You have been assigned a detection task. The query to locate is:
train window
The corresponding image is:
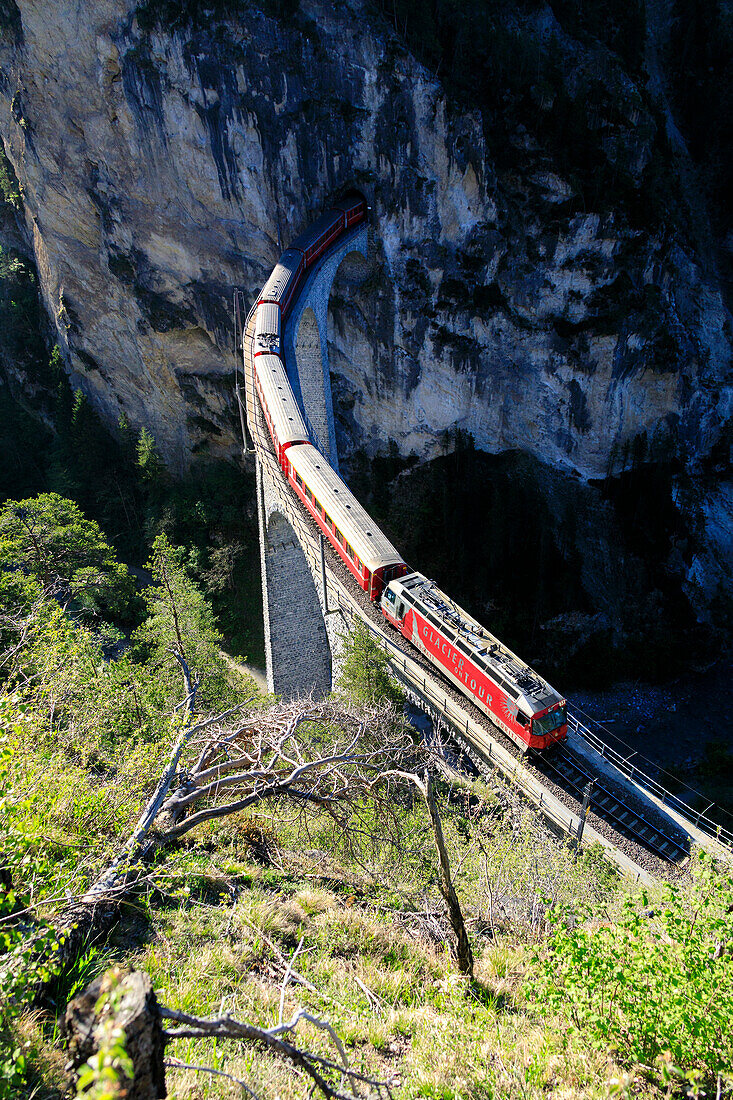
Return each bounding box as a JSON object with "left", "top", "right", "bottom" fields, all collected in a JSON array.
[
  {"left": 385, "top": 589, "right": 396, "bottom": 604},
  {"left": 515, "top": 712, "right": 529, "bottom": 728},
  {"left": 346, "top": 542, "right": 354, "bottom": 559},
  {"left": 324, "top": 513, "right": 332, "bottom": 529},
  {"left": 295, "top": 473, "right": 303, "bottom": 488},
  {"left": 456, "top": 639, "right": 471, "bottom": 656},
  {"left": 305, "top": 487, "right": 312, "bottom": 502},
  {"left": 532, "top": 709, "right": 565, "bottom": 735},
  {"left": 354, "top": 556, "right": 362, "bottom": 571}
]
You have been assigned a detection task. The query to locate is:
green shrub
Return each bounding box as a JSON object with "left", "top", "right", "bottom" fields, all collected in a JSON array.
[{"left": 529, "top": 852, "right": 733, "bottom": 1090}]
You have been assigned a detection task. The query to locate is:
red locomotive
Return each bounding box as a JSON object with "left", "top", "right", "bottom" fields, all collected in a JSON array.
[
  {"left": 250, "top": 194, "right": 567, "bottom": 751},
  {"left": 380, "top": 573, "right": 566, "bottom": 750}
]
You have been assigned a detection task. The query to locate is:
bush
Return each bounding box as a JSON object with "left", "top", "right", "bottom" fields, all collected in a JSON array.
[
  {"left": 0, "top": 492, "right": 135, "bottom": 624},
  {"left": 529, "top": 852, "right": 733, "bottom": 1091}
]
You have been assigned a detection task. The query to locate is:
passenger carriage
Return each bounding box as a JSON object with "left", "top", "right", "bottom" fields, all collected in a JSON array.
[
  {"left": 254, "top": 302, "right": 281, "bottom": 357},
  {"left": 253, "top": 353, "right": 309, "bottom": 471},
  {"left": 259, "top": 248, "right": 305, "bottom": 317},
  {"left": 284, "top": 443, "right": 408, "bottom": 599},
  {"left": 290, "top": 209, "right": 346, "bottom": 268}
]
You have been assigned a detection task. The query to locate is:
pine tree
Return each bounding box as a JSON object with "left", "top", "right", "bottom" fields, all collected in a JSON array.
[{"left": 337, "top": 620, "right": 404, "bottom": 709}]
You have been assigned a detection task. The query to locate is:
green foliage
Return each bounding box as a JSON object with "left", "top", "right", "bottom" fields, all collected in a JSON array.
[
  {"left": 133, "top": 533, "right": 240, "bottom": 710},
  {"left": 337, "top": 620, "right": 405, "bottom": 709},
  {"left": 0, "top": 246, "right": 46, "bottom": 377},
  {"left": 0, "top": 143, "right": 21, "bottom": 208},
  {"left": 0, "top": 229, "right": 262, "bottom": 663},
  {"left": 135, "top": 426, "right": 165, "bottom": 489},
  {"left": 0, "top": 493, "right": 135, "bottom": 623},
  {"left": 0, "top": 377, "right": 51, "bottom": 501},
  {"left": 48, "top": 384, "right": 144, "bottom": 559},
  {"left": 149, "top": 461, "right": 262, "bottom": 662},
  {"left": 529, "top": 853, "right": 733, "bottom": 1088}
]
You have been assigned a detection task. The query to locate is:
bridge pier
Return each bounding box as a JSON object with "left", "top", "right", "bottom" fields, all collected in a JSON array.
[{"left": 257, "top": 462, "right": 333, "bottom": 698}]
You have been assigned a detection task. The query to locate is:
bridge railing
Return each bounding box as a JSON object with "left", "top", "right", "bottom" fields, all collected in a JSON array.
[{"left": 568, "top": 711, "right": 733, "bottom": 853}]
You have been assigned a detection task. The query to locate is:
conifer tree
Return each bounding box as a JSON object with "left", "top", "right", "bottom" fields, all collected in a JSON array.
[{"left": 337, "top": 619, "right": 404, "bottom": 709}]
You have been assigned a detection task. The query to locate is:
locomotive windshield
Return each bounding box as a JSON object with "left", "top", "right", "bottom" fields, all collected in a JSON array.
[{"left": 532, "top": 706, "right": 567, "bottom": 735}]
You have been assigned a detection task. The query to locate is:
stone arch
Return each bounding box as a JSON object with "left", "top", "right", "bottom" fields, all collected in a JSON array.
[
  {"left": 282, "top": 221, "right": 369, "bottom": 473},
  {"left": 260, "top": 501, "right": 332, "bottom": 699}
]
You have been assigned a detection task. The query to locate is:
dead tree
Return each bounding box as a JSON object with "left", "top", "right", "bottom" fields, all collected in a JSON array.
[
  {"left": 6, "top": 697, "right": 412, "bottom": 997},
  {"left": 65, "top": 967, "right": 393, "bottom": 1100},
  {"left": 153, "top": 697, "right": 412, "bottom": 840},
  {"left": 387, "top": 768, "right": 475, "bottom": 977}
]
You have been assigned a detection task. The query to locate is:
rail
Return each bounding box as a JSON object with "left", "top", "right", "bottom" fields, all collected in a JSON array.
[{"left": 568, "top": 712, "right": 733, "bottom": 852}]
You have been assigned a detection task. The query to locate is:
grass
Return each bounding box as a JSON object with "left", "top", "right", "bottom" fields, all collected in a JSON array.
[{"left": 125, "top": 873, "right": 632, "bottom": 1100}]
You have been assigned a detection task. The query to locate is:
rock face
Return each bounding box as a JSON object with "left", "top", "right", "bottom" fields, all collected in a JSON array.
[{"left": 0, "top": 0, "right": 731, "bottom": 626}]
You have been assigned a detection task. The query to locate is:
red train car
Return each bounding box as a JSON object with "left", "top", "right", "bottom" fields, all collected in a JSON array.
[
  {"left": 380, "top": 572, "right": 567, "bottom": 751},
  {"left": 291, "top": 209, "right": 346, "bottom": 268},
  {"left": 333, "top": 193, "right": 367, "bottom": 228},
  {"left": 285, "top": 443, "right": 407, "bottom": 599},
  {"left": 259, "top": 248, "right": 305, "bottom": 317},
  {"left": 253, "top": 353, "right": 309, "bottom": 472}
]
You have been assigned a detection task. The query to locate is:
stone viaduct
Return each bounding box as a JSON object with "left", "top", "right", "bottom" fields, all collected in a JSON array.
[
  {"left": 254, "top": 224, "right": 368, "bottom": 698},
  {"left": 241, "top": 217, "right": 729, "bottom": 878}
]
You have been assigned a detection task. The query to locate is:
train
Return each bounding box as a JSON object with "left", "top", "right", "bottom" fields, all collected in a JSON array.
[{"left": 249, "top": 192, "right": 567, "bottom": 752}]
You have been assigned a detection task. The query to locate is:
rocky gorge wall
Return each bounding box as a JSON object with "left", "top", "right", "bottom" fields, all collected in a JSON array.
[{"left": 0, "top": 0, "right": 730, "bottom": 652}]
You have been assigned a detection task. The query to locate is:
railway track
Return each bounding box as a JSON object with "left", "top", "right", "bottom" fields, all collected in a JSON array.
[{"left": 537, "top": 745, "right": 689, "bottom": 863}]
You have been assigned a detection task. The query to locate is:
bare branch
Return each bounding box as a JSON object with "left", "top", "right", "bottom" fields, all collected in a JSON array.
[
  {"left": 165, "top": 1059, "right": 261, "bottom": 1099},
  {"left": 154, "top": 697, "right": 414, "bottom": 844},
  {"left": 279, "top": 934, "right": 306, "bottom": 1025},
  {"left": 160, "top": 1003, "right": 393, "bottom": 1100}
]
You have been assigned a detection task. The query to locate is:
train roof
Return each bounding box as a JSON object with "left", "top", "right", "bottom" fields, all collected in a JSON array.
[
  {"left": 394, "top": 572, "right": 565, "bottom": 715},
  {"left": 286, "top": 443, "right": 406, "bottom": 574},
  {"left": 290, "top": 209, "right": 344, "bottom": 255},
  {"left": 254, "top": 354, "right": 309, "bottom": 446},
  {"left": 333, "top": 195, "right": 365, "bottom": 215},
  {"left": 259, "top": 249, "right": 302, "bottom": 305},
  {"left": 254, "top": 302, "right": 281, "bottom": 354}
]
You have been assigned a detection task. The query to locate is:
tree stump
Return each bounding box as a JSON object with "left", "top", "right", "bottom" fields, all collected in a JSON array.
[{"left": 64, "top": 968, "right": 166, "bottom": 1098}]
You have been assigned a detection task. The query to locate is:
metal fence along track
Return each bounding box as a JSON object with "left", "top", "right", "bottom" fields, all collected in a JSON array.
[{"left": 567, "top": 713, "right": 733, "bottom": 853}]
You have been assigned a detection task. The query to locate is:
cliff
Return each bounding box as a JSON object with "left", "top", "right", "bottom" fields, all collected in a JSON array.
[{"left": 0, "top": 0, "right": 730, "bottom": 638}]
